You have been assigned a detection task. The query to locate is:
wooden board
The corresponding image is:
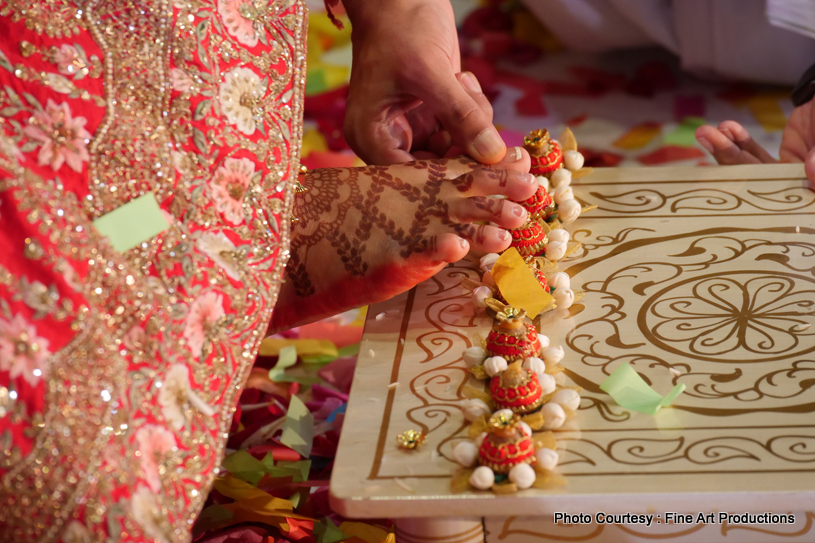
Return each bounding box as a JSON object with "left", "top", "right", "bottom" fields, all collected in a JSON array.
[{"left": 330, "top": 164, "right": 815, "bottom": 528}]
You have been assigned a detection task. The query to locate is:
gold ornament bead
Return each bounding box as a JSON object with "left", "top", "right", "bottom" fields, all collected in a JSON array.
[{"left": 396, "top": 429, "right": 426, "bottom": 450}]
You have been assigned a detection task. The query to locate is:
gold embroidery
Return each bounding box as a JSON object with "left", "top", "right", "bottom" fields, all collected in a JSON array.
[
  {"left": 0, "top": 0, "right": 85, "bottom": 38},
  {"left": 0, "top": 0, "right": 306, "bottom": 540}
]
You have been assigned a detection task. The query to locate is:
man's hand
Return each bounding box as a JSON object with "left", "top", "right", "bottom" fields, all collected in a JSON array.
[
  {"left": 342, "top": 0, "right": 506, "bottom": 165},
  {"left": 695, "top": 100, "right": 815, "bottom": 186}
]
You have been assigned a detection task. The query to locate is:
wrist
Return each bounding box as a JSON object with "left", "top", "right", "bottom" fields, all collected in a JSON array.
[{"left": 344, "top": 0, "right": 435, "bottom": 31}]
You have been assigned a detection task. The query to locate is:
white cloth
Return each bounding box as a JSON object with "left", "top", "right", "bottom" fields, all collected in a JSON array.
[{"left": 522, "top": 0, "right": 815, "bottom": 85}]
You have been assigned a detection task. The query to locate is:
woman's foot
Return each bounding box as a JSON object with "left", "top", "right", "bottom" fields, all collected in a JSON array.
[{"left": 270, "top": 149, "right": 536, "bottom": 330}]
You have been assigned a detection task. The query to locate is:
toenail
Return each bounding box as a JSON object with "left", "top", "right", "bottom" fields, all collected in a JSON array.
[
  {"left": 697, "top": 136, "right": 714, "bottom": 153},
  {"left": 508, "top": 147, "right": 522, "bottom": 162},
  {"left": 525, "top": 173, "right": 536, "bottom": 184},
  {"left": 513, "top": 204, "right": 525, "bottom": 218},
  {"left": 459, "top": 237, "right": 469, "bottom": 249},
  {"left": 498, "top": 229, "right": 510, "bottom": 241}
]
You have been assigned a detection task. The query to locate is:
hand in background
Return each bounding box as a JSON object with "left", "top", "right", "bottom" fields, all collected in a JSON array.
[
  {"left": 696, "top": 100, "right": 815, "bottom": 186},
  {"left": 342, "top": 0, "right": 505, "bottom": 165}
]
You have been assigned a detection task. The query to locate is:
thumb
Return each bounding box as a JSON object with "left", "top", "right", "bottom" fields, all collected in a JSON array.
[
  {"left": 417, "top": 70, "right": 505, "bottom": 164},
  {"left": 806, "top": 147, "right": 815, "bottom": 190}
]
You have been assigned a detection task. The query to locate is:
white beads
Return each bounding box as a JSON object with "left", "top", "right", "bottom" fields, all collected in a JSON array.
[
  {"left": 544, "top": 240, "right": 566, "bottom": 261},
  {"left": 547, "top": 228, "right": 570, "bottom": 244},
  {"left": 522, "top": 356, "right": 545, "bottom": 376},
  {"left": 535, "top": 175, "right": 549, "bottom": 191},
  {"left": 552, "top": 186, "right": 574, "bottom": 205},
  {"left": 509, "top": 463, "right": 536, "bottom": 489},
  {"left": 552, "top": 388, "right": 581, "bottom": 412},
  {"left": 484, "top": 356, "right": 508, "bottom": 377},
  {"left": 541, "top": 402, "right": 567, "bottom": 430},
  {"left": 537, "top": 334, "right": 550, "bottom": 349},
  {"left": 550, "top": 168, "right": 572, "bottom": 188},
  {"left": 462, "top": 346, "right": 487, "bottom": 368},
  {"left": 461, "top": 398, "right": 491, "bottom": 421},
  {"left": 549, "top": 271, "right": 571, "bottom": 290},
  {"left": 554, "top": 288, "right": 575, "bottom": 309},
  {"left": 474, "top": 431, "right": 487, "bottom": 447},
  {"left": 469, "top": 466, "right": 495, "bottom": 490},
  {"left": 471, "top": 286, "right": 492, "bottom": 308},
  {"left": 452, "top": 441, "right": 479, "bottom": 467},
  {"left": 538, "top": 373, "right": 557, "bottom": 396},
  {"left": 542, "top": 345, "right": 565, "bottom": 365},
  {"left": 536, "top": 447, "right": 559, "bottom": 471},
  {"left": 563, "top": 150, "right": 585, "bottom": 171},
  {"left": 479, "top": 253, "right": 500, "bottom": 274},
  {"left": 558, "top": 199, "right": 581, "bottom": 224}
]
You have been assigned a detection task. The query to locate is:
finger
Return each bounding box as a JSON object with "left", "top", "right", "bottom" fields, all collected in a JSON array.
[
  {"left": 453, "top": 224, "right": 512, "bottom": 254},
  {"left": 344, "top": 104, "right": 417, "bottom": 165},
  {"left": 695, "top": 125, "right": 762, "bottom": 165},
  {"left": 427, "top": 130, "right": 453, "bottom": 157},
  {"left": 450, "top": 168, "right": 538, "bottom": 201},
  {"left": 718, "top": 120, "right": 777, "bottom": 163},
  {"left": 457, "top": 72, "right": 494, "bottom": 121},
  {"left": 413, "top": 70, "right": 505, "bottom": 164},
  {"left": 806, "top": 147, "right": 815, "bottom": 190}
]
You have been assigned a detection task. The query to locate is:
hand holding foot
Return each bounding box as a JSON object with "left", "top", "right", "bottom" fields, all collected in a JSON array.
[
  {"left": 269, "top": 150, "right": 535, "bottom": 330},
  {"left": 695, "top": 100, "right": 815, "bottom": 187}
]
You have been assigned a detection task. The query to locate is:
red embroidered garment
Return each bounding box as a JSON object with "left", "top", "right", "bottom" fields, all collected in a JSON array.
[{"left": 0, "top": 0, "right": 306, "bottom": 541}]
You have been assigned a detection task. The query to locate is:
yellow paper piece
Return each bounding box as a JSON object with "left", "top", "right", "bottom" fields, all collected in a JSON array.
[
  {"left": 213, "top": 475, "right": 293, "bottom": 513},
  {"left": 301, "top": 129, "right": 328, "bottom": 158},
  {"left": 746, "top": 95, "right": 787, "bottom": 132},
  {"left": 260, "top": 338, "right": 338, "bottom": 358},
  {"left": 613, "top": 122, "right": 661, "bottom": 149},
  {"left": 338, "top": 522, "right": 390, "bottom": 543},
  {"left": 490, "top": 247, "right": 553, "bottom": 318}
]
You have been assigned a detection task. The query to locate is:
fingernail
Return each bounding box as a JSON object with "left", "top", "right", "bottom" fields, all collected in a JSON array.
[
  {"left": 499, "top": 229, "right": 510, "bottom": 241},
  {"left": 513, "top": 204, "right": 526, "bottom": 218},
  {"left": 459, "top": 237, "right": 469, "bottom": 249},
  {"left": 473, "top": 128, "right": 505, "bottom": 160},
  {"left": 697, "top": 136, "right": 713, "bottom": 153},
  {"left": 721, "top": 128, "right": 735, "bottom": 142},
  {"left": 507, "top": 146, "right": 522, "bottom": 162},
  {"left": 460, "top": 72, "right": 482, "bottom": 94}
]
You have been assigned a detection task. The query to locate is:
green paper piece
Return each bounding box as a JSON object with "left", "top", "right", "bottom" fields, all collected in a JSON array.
[
  {"left": 599, "top": 363, "right": 686, "bottom": 415},
  {"left": 280, "top": 395, "right": 314, "bottom": 458},
  {"left": 662, "top": 116, "right": 706, "bottom": 147},
  {"left": 92, "top": 192, "right": 170, "bottom": 252},
  {"left": 196, "top": 504, "right": 235, "bottom": 528},
  {"left": 268, "top": 345, "right": 298, "bottom": 382},
  {"left": 337, "top": 343, "right": 360, "bottom": 358},
  {"left": 305, "top": 68, "right": 328, "bottom": 95},
  {"left": 260, "top": 455, "right": 311, "bottom": 482},
  {"left": 221, "top": 449, "right": 267, "bottom": 485},
  {"left": 314, "top": 518, "right": 349, "bottom": 543},
  {"left": 301, "top": 353, "right": 337, "bottom": 365},
  {"left": 272, "top": 374, "right": 322, "bottom": 386},
  {"left": 277, "top": 460, "right": 311, "bottom": 482}
]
